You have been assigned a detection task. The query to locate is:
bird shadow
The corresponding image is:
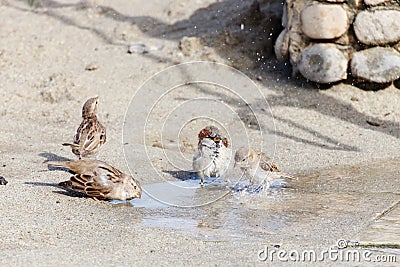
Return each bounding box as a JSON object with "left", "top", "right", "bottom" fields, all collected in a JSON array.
[
  {"left": 162, "top": 170, "right": 197, "bottom": 181},
  {"left": 24, "top": 181, "right": 88, "bottom": 198},
  {"left": 39, "top": 152, "right": 71, "bottom": 162},
  {"left": 25, "top": 181, "right": 60, "bottom": 187},
  {"left": 38, "top": 152, "right": 72, "bottom": 171},
  {"left": 52, "top": 190, "right": 88, "bottom": 199}
]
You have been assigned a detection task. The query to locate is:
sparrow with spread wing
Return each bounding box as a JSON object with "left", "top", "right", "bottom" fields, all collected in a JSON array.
[
  {"left": 234, "top": 147, "right": 280, "bottom": 186},
  {"left": 48, "top": 159, "right": 141, "bottom": 201}
]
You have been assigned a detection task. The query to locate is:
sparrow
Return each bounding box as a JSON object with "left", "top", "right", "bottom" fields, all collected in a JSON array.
[
  {"left": 63, "top": 96, "right": 106, "bottom": 159},
  {"left": 48, "top": 159, "right": 142, "bottom": 201},
  {"left": 234, "top": 147, "right": 280, "bottom": 186},
  {"left": 193, "top": 126, "right": 231, "bottom": 185}
]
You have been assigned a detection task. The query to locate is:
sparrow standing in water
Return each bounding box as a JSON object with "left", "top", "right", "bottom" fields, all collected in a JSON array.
[
  {"left": 193, "top": 126, "right": 231, "bottom": 185},
  {"left": 63, "top": 96, "right": 106, "bottom": 159},
  {"left": 48, "top": 159, "right": 141, "bottom": 201},
  {"left": 234, "top": 147, "right": 280, "bottom": 186}
]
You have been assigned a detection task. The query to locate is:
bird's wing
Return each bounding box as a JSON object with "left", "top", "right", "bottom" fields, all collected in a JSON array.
[
  {"left": 99, "top": 123, "right": 106, "bottom": 144},
  {"left": 66, "top": 160, "right": 125, "bottom": 200},
  {"left": 258, "top": 152, "right": 280, "bottom": 172},
  {"left": 80, "top": 120, "right": 105, "bottom": 156},
  {"left": 73, "top": 120, "right": 86, "bottom": 144},
  {"left": 95, "top": 164, "right": 124, "bottom": 185},
  {"left": 69, "top": 172, "right": 112, "bottom": 200}
]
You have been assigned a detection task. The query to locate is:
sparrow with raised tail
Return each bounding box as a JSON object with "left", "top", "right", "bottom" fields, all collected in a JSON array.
[
  {"left": 193, "top": 126, "right": 231, "bottom": 185},
  {"left": 63, "top": 96, "right": 106, "bottom": 159},
  {"left": 48, "top": 159, "right": 142, "bottom": 201},
  {"left": 234, "top": 147, "right": 280, "bottom": 186}
]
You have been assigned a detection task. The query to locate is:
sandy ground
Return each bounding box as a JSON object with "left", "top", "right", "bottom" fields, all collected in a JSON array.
[{"left": 0, "top": 0, "right": 399, "bottom": 266}]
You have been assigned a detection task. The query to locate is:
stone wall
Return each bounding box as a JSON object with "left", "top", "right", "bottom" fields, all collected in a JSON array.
[{"left": 274, "top": 0, "right": 400, "bottom": 84}]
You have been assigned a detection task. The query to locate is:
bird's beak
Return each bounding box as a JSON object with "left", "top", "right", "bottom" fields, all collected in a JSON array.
[{"left": 213, "top": 137, "right": 221, "bottom": 143}]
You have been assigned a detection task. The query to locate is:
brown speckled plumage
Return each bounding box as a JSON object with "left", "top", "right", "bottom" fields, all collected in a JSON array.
[
  {"left": 234, "top": 147, "right": 280, "bottom": 185},
  {"left": 193, "top": 126, "right": 231, "bottom": 185},
  {"left": 63, "top": 96, "right": 106, "bottom": 159},
  {"left": 48, "top": 159, "right": 142, "bottom": 201}
]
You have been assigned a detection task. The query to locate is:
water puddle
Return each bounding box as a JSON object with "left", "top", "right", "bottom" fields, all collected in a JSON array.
[{"left": 114, "top": 158, "right": 400, "bottom": 245}]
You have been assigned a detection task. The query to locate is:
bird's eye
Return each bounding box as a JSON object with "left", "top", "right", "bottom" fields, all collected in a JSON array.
[
  {"left": 242, "top": 158, "right": 246, "bottom": 162},
  {"left": 134, "top": 186, "right": 137, "bottom": 189}
]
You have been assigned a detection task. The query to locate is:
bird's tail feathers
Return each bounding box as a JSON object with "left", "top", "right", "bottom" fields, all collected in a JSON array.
[
  {"left": 62, "top": 143, "right": 79, "bottom": 148},
  {"left": 47, "top": 161, "right": 70, "bottom": 168}
]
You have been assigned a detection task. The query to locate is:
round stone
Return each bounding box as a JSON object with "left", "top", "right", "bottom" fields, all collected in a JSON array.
[
  {"left": 301, "top": 4, "right": 349, "bottom": 39},
  {"left": 274, "top": 29, "right": 290, "bottom": 62},
  {"left": 297, "top": 44, "right": 348, "bottom": 83},
  {"left": 354, "top": 10, "right": 400, "bottom": 45},
  {"left": 351, "top": 47, "right": 400, "bottom": 83},
  {"left": 364, "top": 0, "right": 391, "bottom": 6}
]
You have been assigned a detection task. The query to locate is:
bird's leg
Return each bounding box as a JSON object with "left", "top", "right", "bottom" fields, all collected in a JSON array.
[
  {"left": 199, "top": 172, "right": 205, "bottom": 186},
  {"left": 249, "top": 176, "right": 254, "bottom": 187}
]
